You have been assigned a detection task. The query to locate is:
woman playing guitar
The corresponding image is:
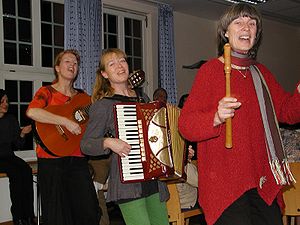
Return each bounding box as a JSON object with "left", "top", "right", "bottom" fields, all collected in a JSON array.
[{"left": 26, "top": 49, "right": 100, "bottom": 225}]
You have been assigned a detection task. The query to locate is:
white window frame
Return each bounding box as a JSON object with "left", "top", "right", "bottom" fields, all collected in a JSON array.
[
  {"left": 0, "top": 0, "right": 158, "bottom": 152},
  {"left": 0, "top": 0, "right": 63, "bottom": 153},
  {"left": 1, "top": 72, "right": 53, "bottom": 151},
  {"left": 103, "top": 7, "right": 146, "bottom": 50},
  {"left": 1, "top": 0, "right": 157, "bottom": 92},
  {"left": 0, "top": 0, "right": 64, "bottom": 83},
  {"left": 103, "top": 0, "right": 157, "bottom": 97}
]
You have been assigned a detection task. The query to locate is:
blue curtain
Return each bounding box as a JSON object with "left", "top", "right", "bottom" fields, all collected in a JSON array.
[
  {"left": 158, "top": 4, "right": 177, "bottom": 104},
  {"left": 64, "top": 0, "right": 102, "bottom": 95}
]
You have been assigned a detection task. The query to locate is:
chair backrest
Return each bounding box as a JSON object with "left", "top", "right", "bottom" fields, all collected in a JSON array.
[
  {"left": 282, "top": 162, "right": 300, "bottom": 216},
  {"left": 166, "top": 183, "right": 203, "bottom": 225},
  {"left": 0, "top": 173, "right": 7, "bottom": 178},
  {"left": 167, "top": 183, "right": 182, "bottom": 222}
]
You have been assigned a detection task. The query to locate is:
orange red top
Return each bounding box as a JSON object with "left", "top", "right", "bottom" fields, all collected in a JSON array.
[{"left": 27, "top": 86, "right": 84, "bottom": 158}]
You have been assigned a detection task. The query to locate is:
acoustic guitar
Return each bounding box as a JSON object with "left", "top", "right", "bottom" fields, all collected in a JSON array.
[{"left": 34, "top": 70, "right": 145, "bottom": 157}]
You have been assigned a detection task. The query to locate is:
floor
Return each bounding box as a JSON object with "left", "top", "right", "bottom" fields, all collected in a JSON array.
[
  {"left": 108, "top": 203, "right": 125, "bottom": 225},
  {"left": 108, "top": 202, "right": 207, "bottom": 225},
  {"left": 1, "top": 214, "right": 298, "bottom": 225},
  {"left": 0, "top": 204, "right": 207, "bottom": 225},
  {"left": 1, "top": 205, "right": 297, "bottom": 225}
]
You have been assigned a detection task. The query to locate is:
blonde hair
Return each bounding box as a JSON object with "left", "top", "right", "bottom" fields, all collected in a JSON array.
[
  {"left": 53, "top": 49, "right": 80, "bottom": 83},
  {"left": 91, "top": 48, "right": 127, "bottom": 102}
]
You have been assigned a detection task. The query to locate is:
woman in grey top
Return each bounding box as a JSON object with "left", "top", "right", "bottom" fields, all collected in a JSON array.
[{"left": 81, "top": 48, "right": 169, "bottom": 225}]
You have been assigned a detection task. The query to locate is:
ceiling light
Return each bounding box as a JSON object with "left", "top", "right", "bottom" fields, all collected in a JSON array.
[{"left": 224, "top": 0, "right": 268, "bottom": 5}]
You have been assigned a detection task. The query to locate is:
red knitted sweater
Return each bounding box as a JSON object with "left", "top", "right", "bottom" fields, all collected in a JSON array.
[{"left": 178, "top": 58, "right": 300, "bottom": 225}]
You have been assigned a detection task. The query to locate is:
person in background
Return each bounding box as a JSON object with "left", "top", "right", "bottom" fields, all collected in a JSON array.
[
  {"left": 152, "top": 87, "right": 168, "bottom": 104},
  {"left": 176, "top": 94, "right": 198, "bottom": 209},
  {"left": 280, "top": 123, "right": 300, "bottom": 163},
  {"left": 154, "top": 92, "right": 199, "bottom": 209},
  {"left": 176, "top": 146, "right": 198, "bottom": 209},
  {"left": 178, "top": 94, "right": 197, "bottom": 160},
  {"left": 81, "top": 48, "right": 170, "bottom": 225},
  {"left": 26, "top": 49, "right": 100, "bottom": 225},
  {"left": 0, "top": 89, "right": 35, "bottom": 225},
  {"left": 88, "top": 153, "right": 111, "bottom": 225},
  {"left": 178, "top": 3, "right": 300, "bottom": 225},
  {"left": 280, "top": 123, "right": 300, "bottom": 225}
]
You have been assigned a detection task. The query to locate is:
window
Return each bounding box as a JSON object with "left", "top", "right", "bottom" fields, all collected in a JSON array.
[
  {"left": 0, "top": 0, "right": 155, "bottom": 150},
  {"left": 103, "top": 13, "right": 118, "bottom": 49},
  {"left": 1, "top": 0, "right": 64, "bottom": 69},
  {"left": 2, "top": 75, "right": 53, "bottom": 151},
  {"left": 5, "top": 80, "right": 34, "bottom": 150},
  {"left": 124, "top": 17, "right": 143, "bottom": 73},
  {"left": 103, "top": 8, "right": 145, "bottom": 73},
  {"left": 2, "top": 0, "right": 32, "bottom": 65},
  {"left": 0, "top": 0, "right": 63, "bottom": 151},
  {"left": 41, "top": 1, "right": 64, "bottom": 67}
]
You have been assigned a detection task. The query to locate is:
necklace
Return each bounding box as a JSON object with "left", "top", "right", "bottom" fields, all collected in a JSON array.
[
  {"left": 231, "top": 64, "right": 249, "bottom": 79},
  {"left": 237, "top": 68, "right": 248, "bottom": 79}
]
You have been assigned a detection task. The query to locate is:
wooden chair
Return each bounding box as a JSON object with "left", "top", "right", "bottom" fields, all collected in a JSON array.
[
  {"left": 282, "top": 162, "right": 300, "bottom": 225},
  {"left": 166, "top": 182, "right": 203, "bottom": 225}
]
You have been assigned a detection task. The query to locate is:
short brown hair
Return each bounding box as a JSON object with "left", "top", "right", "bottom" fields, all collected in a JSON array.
[{"left": 217, "top": 3, "right": 263, "bottom": 59}]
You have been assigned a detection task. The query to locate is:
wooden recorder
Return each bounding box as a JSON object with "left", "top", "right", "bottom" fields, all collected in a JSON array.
[{"left": 224, "top": 43, "right": 233, "bottom": 149}]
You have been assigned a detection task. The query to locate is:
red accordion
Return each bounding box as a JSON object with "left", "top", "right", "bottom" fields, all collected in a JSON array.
[{"left": 114, "top": 101, "right": 186, "bottom": 183}]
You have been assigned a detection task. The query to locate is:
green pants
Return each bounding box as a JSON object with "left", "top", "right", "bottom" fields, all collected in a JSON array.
[{"left": 119, "top": 193, "right": 169, "bottom": 225}]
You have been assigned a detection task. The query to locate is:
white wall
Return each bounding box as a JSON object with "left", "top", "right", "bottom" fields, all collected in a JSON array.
[
  {"left": 173, "top": 12, "right": 217, "bottom": 100},
  {"left": 257, "top": 19, "right": 300, "bottom": 92}
]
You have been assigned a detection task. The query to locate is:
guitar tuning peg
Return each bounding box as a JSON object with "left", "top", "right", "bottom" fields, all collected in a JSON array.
[{"left": 128, "top": 69, "right": 145, "bottom": 88}]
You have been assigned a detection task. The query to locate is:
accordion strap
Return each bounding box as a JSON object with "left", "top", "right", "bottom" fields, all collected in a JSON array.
[{"left": 104, "top": 89, "right": 145, "bottom": 103}]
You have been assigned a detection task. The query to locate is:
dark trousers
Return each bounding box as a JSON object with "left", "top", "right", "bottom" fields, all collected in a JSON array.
[
  {"left": 38, "top": 157, "right": 101, "bottom": 225},
  {"left": 0, "top": 155, "right": 35, "bottom": 220},
  {"left": 215, "top": 188, "right": 283, "bottom": 225}
]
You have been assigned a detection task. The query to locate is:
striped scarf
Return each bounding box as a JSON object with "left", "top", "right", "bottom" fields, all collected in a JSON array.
[
  {"left": 250, "top": 65, "right": 295, "bottom": 185},
  {"left": 231, "top": 51, "right": 295, "bottom": 185}
]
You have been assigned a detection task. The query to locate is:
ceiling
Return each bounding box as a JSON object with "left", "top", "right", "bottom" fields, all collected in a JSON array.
[{"left": 146, "top": 0, "right": 300, "bottom": 27}]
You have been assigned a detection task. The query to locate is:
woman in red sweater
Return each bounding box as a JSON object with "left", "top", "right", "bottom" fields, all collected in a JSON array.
[{"left": 178, "top": 3, "right": 300, "bottom": 225}]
